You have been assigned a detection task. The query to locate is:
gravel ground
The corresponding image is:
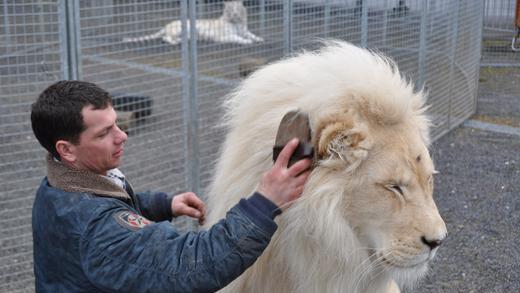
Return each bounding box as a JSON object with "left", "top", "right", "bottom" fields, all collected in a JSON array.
[{"left": 412, "top": 67, "right": 520, "bottom": 292}]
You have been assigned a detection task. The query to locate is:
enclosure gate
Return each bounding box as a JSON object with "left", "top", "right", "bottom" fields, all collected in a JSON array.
[{"left": 1, "top": 1, "right": 483, "bottom": 291}]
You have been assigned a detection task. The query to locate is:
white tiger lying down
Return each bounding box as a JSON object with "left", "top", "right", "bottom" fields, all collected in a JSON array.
[
  {"left": 205, "top": 41, "right": 447, "bottom": 293},
  {"left": 122, "top": 1, "right": 263, "bottom": 45}
]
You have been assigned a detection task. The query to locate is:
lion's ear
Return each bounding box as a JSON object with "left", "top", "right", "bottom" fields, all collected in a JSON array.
[{"left": 315, "top": 119, "right": 371, "bottom": 169}]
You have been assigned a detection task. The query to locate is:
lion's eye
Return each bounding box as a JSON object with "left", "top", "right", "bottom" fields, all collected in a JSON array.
[
  {"left": 387, "top": 184, "right": 404, "bottom": 195},
  {"left": 392, "top": 185, "right": 403, "bottom": 195}
]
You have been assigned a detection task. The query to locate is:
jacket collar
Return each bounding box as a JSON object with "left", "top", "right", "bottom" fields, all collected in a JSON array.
[{"left": 46, "top": 154, "right": 130, "bottom": 200}]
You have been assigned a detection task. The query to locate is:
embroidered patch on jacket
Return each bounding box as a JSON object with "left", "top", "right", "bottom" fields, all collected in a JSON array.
[{"left": 113, "top": 211, "right": 152, "bottom": 231}]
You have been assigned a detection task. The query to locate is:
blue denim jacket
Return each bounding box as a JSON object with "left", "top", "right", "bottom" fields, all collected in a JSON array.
[{"left": 33, "top": 156, "right": 279, "bottom": 292}]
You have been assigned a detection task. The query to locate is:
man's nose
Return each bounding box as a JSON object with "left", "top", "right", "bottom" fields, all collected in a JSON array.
[{"left": 115, "top": 125, "right": 128, "bottom": 143}]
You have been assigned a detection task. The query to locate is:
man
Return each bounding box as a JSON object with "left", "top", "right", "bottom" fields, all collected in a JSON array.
[{"left": 31, "top": 80, "right": 311, "bottom": 292}]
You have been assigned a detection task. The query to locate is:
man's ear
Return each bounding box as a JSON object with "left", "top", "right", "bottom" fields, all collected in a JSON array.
[
  {"left": 55, "top": 140, "right": 77, "bottom": 163},
  {"left": 314, "top": 114, "right": 371, "bottom": 170}
]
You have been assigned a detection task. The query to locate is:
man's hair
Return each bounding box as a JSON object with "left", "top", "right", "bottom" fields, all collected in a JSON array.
[{"left": 31, "top": 80, "right": 112, "bottom": 159}]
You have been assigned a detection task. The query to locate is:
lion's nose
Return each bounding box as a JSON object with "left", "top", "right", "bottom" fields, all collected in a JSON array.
[{"left": 421, "top": 236, "right": 444, "bottom": 250}]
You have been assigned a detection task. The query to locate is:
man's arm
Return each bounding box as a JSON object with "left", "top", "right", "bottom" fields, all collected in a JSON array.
[
  {"left": 134, "top": 190, "right": 206, "bottom": 224},
  {"left": 133, "top": 191, "right": 174, "bottom": 222},
  {"left": 79, "top": 195, "right": 278, "bottom": 293}
]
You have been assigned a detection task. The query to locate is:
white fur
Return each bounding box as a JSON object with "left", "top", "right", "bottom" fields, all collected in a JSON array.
[{"left": 206, "top": 41, "right": 445, "bottom": 293}]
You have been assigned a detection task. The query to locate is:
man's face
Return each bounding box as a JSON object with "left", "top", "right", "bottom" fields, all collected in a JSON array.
[{"left": 70, "top": 105, "right": 127, "bottom": 175}]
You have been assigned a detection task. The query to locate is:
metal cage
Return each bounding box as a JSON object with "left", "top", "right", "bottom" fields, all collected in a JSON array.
[{"left": 0, "top": 1, "right": 483, "bottom": 291}]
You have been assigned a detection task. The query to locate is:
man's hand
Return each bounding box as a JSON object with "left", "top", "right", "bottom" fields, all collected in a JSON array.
[
  {"left": 257, "top": 138, "right": 312, "bottom": 209},
  {"left": 171, "top": 192, "right": 206, "bottom": 225}
]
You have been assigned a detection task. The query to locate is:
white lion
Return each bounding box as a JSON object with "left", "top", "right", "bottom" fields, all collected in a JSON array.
[{"left": 205, "top": 41, "right": 447, "bottom": 293}]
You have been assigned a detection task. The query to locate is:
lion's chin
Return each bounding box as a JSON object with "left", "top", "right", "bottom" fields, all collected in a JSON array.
[
  {"left": 387, "top": 262, "right": 429, "bottom": 289},
  {"left": 370, "top": 251, "right": 430, "bottom": 289}
]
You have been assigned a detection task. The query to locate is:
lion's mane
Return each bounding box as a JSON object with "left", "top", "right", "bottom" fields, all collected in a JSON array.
[{"left": 205, "top": 41, "right": 445, "bottom": 293}]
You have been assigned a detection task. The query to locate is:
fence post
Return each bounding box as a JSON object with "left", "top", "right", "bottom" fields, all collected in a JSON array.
[
  {"left": 68, "top": 0, "right": 81, "bottom": 79},
  {"left": 447, "top": 0, "right": 460, "bottom": 128},
  {"left": 324, "top": 0, "right": 330, "bottom": 37},
  {"left": 283, "top": 0, "right": 292, "bottom": 54},
  {"left": 3, "top": 0, "right": 10, "bottom": 49},
  {"left": 181, "top": 0, "right": 200, "bottom": 197},
  {"left": 360, "top": 0, "right": 367, "bottom": 47},
  {"left": 474, "top": 0, "right": 485, "bottom": 114},
  {"left": 58, "top": 0, "right": 81, "bottom": 80},
  {"left": 382, "top": 8, "right": 387, "bottom": 47},
  {"left": 58, "top": 0, "right": 69, "bottom": 79},
  {"left": 417, "top": 0, "right": 428, "bottom": 89},
  {"left": 260, "top": 0, "right": 265, "bottom": 35}
]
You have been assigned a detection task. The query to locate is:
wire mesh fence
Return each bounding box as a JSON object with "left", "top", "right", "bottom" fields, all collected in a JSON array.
[
  {"left": 1, "top": 0, "right": 483, "bottom": 292},
  {"left": 482, "top": 0, "right": 520, "bottom": 66}
]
